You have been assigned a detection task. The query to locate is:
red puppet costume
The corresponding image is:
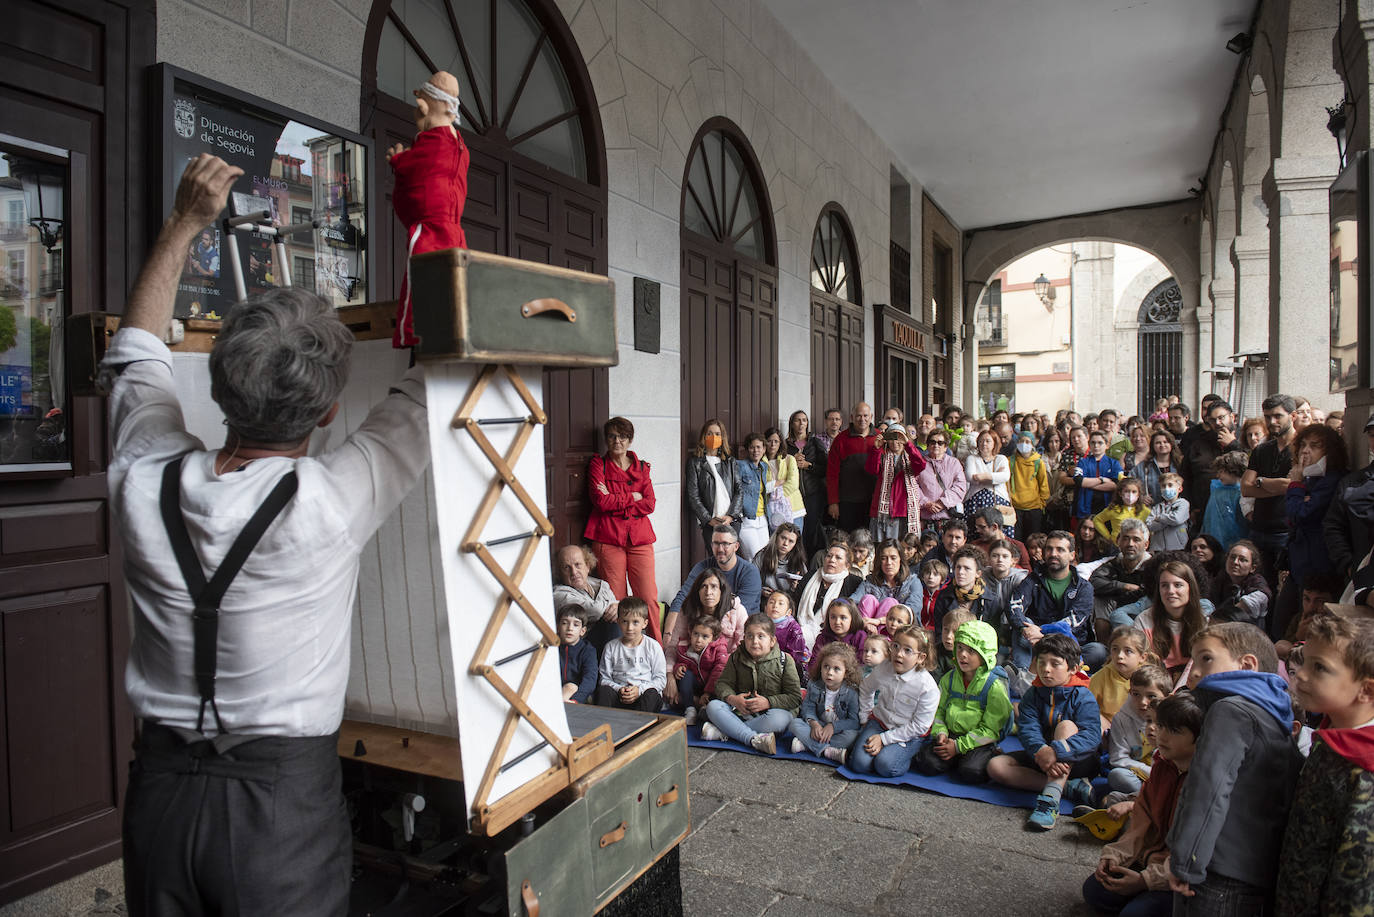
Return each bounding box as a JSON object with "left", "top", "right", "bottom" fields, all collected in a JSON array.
[{"left": 387, "top": 73, "right": 470, "bottom": 348}]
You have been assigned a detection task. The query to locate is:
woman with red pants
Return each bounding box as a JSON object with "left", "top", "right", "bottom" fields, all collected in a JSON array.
[{"left": 586, "top": 416, "right": 661, "bottom": 640}]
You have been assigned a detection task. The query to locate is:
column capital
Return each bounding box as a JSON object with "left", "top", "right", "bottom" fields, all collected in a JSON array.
[
  {"left": 1263, "top": 156, "right": 1339, "bottom": 204},
  {"left": 1230, "top": 235, "right": 1269, "bottom": 265}
]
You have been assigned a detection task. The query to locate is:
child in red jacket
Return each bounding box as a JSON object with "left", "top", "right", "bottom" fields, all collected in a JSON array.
[{"left": 674, "top": 616, "right": 730, "bottom": 725}]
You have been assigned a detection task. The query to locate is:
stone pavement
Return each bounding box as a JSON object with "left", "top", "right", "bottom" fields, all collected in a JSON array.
[
  {"left": 682, "top": 746, "right": 1103, "bottom": 917},
  {"left": 3, "top": 747, "right": 1107, "bottom": 916}
]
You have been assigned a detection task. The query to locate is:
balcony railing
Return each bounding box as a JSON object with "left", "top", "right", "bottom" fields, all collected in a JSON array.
[{"left": 0, "top": 222, "right": 29, "bottom": 242}]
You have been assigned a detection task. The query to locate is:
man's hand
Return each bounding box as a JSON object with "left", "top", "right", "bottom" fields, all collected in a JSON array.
[
  {"left": 602, "top": 601, "right": 618, "bottom": 622},
  {"left": 1168, "top": 874, "right": 1194, "bottom": 897},
  {"left": 1217, "top": 427, "right": 1236, "bottom": 447},
  {"left": 827, "top": 503, "right": 840, "bottom": 520},
  {"left": 123, "top": 154, "right": 243, "bottom": 337},
  {"left": 170, "top": 154, "right": 243, "bottom": 233}
]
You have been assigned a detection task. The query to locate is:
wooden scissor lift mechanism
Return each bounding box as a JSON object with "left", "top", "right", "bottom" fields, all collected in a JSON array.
[{"left": 451, "top": 363, "right": 612, "bottom": 835}]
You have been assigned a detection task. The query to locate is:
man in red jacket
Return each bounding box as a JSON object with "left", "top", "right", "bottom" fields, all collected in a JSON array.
[{"left": 827, "top": 402, "right": 878, "bottom": 533}]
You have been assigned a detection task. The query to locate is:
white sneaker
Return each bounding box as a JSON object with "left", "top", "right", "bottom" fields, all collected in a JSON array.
[
  {"left": 823, "top": 747, "right": 846, "bottom": 765},
  {"left": 791, "top": 738, "right": 806, "bottom": 754},
  {"left": 683, "top": 706, "right": 697, "bottom": 725},
  {"left": 750, "top": 732, "right": 777, "bottom": 755},
  {"left": 699, "top": 722, "right": 725, "bottom": 742}
]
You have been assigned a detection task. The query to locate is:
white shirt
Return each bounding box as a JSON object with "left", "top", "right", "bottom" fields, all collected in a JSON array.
[
  {"left": 705, "top": 455, "right": 730, "bottom": 518},
  {"left": 105, "top": 328, "right": 430, "bottom": 737},
  {"left": 599, "top": 637, "right": 667, "bottom": 691},
  {"left": 859, "top": 661, "right": 939, "bottom": 745}
]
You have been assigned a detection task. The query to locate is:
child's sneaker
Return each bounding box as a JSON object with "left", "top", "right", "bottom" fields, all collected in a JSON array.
[
  {"left": 750, "top": 732, "right": 777, "bottom": 755},
  {"left": 822, "top": 747, "right": 846, "bottom": 765},
  {"left": 1064, "top": 778, "right": 1095, "bottom": 807},
  {"left": 682, "top": 706, "right": 697, "bottom": 725},
  {"left": 1026, "top": 793, "right": 1059, "bottom": 831},
  {"left": 699, "top": 722, "right": 725, "bottom": 742},
  {"left": 790, "top": 737, "right": 806, "bottom": 754}
]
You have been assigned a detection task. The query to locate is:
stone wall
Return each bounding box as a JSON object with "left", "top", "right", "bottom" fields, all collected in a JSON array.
[{"left": 154, "top": 0, "right": 958, "bottom": 591}]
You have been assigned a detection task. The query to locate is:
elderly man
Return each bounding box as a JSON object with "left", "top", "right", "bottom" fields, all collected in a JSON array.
[
  {"left": 1089, "top": 518, "right": 1151, "bottom": 640},
  {"left": 552, "top": 543, "right": 625, "bottom": 651},
  {"left": 826, "top": 401, "right": 878, "bottom": 531},
  {"left": 104, "top": 155, "right": 429, "bottom": 914}
]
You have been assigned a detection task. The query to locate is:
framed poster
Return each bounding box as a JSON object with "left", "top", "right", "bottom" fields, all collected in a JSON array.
[{"left": 153, "top": 64, "right": 374, "bottom": 320}]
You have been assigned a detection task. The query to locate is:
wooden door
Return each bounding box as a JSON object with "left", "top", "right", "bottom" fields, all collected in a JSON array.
[
  {"left": 366, "top": 102, "right": 608, "bottom": 551},
  {"left": 0, "top": 0, "right": 152, "bottom": 901},
  {"left": 809, "top": 293, "right": 863, "bottom": 422},
  {"left": 734, "top": 256, "right": 777, "bottom": 440}
]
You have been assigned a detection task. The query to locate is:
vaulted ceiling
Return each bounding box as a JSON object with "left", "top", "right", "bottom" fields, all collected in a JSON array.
[{"left": 763, "top": 0, "right": 1259, "bottom": 228}]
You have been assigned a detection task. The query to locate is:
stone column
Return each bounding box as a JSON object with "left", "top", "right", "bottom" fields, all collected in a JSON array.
[
  {"left": 1336, "top": 3, "right": 1374, "bottom": 460},
  {"left": 1210, "top": 283, "right": 1236, "bottom": 370},
  {"left": 1231, "top": 234, "right": 1270, "bottom": 356},
  {"left": 1264, "top": 156, "right": 1338, "bottom": 401}
]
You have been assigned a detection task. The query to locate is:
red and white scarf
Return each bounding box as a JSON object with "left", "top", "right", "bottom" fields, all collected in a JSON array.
[{"left": 876, "top": 450, "right": 921, "bottom": 533}]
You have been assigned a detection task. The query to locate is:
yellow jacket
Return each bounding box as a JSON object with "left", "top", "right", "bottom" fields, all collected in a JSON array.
[
  {"left": 1009, "top": 451, "right": 1051, "bottom": 510},
  {"left": 1093, "top": 504, "right": 1150, "bottom": 544},
  {"left": 767, "top": 454, "right": 804, "bottom": 513},
  {"left": 1088, "top": 664, "right": 1131, "bottom": 721}
]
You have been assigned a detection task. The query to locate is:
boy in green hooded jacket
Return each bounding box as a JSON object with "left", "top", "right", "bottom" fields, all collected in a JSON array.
[{"left": 914, "top": 620, "right": 1012, "bottom": 783}]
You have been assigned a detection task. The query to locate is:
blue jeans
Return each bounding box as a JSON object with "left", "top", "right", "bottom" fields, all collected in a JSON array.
[
  {"left": 847, "top": 720, "right": 925, "bottom": 776},
  {"left": 704, "top": 700, "right": 792, "bottom": 744},
  {"left": 1172, "top": 872, "right": 1272, "bottom": 917},
  {"left": 787, "top": 718, "right": 859, "bottom": 756},
  {"left": 674, "top": 670, "right": 699, "bottom": 714},
  {"left": 1082, "top": 875, "right": 1171, "bottom": 916},
  {"left": 1108, "top": 765, "right": 1143, "bottom": 796}
]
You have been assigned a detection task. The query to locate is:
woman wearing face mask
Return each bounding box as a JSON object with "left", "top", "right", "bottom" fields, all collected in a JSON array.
[
  {"left": 686, "top": 418, "right": 743, "bottom": 554},
  {"left": 1009, "top": 430, "right": 1050, "bottom": 539},
  {"left": 1275, "top": 424, "right": 1348, "bottom": 638}
]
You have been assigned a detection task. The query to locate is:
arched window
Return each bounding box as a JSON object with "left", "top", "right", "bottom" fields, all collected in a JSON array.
[
  {"left": 375, "top": 0, "right": 594, "bottom": 181},
  {"left": 808, "top": 204, "right": 863, "bottom": 424},
  {"left": 811, "top": 207, "right": 860, "bottom": 304},
  {"left": 682, "top": 129, "right": 771, "bottom": 263},
  {"left": 1137, "top": 278, "right": 1183, "bottom": 416}
]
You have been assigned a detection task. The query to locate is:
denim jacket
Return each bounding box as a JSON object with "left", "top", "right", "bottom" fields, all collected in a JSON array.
[
  {"left": 799, "top": 680, "right": 861, "bottom": 732},
  {"left": 737, "top": 458, "right": 767, "bottom": 520}
]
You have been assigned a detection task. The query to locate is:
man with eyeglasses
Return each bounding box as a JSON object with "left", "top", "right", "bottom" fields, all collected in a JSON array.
[
  {"left": 1183, "top": 398, "right": 1245, "bottom": 530},
  {"left": 1242, "top": 394, "right": 1296, "bottom": 584},
  {"left": 664, "top": 525, "right": 762, "bottom": 639}
]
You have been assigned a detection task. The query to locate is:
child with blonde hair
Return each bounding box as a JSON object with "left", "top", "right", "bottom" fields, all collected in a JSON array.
[
  {"left": 1089, "top": 625, "right": 1153, "bottom": 727},
  {"left": 788, "top": 642, "right": 863, "bottom": 762},
  {"left": 861, "top": 634, "right": 890, "bottom": 677},
  {"left": 935, "top": 607, "right": 978, "bottom": 679},
  {"left": 881, "top": 603, "right": 915, "bottom": 637},
  {"left": 851, "top": 625, "right": 940, "bottom": 775}
]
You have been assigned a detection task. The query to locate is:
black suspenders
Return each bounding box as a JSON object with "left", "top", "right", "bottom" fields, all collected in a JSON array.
[{"left": 160, "top": 455, "right": 299, "bottom": 734}]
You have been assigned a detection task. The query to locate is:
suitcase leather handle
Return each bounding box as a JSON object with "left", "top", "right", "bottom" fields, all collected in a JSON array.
[
  {"left": 521, "top": 298, "right": 577, "bottom": 322},
  {"left": 599, "top": 821, "right": 627, "bottom": 848},
  {"left": 656, "top": 785, "right": 679, "bottom": 807},
  {"left": 521, "top": 880, "right": 539, "bottom": 916}
]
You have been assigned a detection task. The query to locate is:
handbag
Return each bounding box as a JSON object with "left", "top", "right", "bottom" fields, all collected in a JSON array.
[
  {"left": 996, "top": 503, "right": 1018, "bottom": 527},
  {"left": 767, "top": 488, "right": 793, "bottom": 528}
]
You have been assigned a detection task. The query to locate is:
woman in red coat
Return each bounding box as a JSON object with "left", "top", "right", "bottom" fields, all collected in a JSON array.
[{"left": 586, "top": 416, "right": 660, "bottom": 640}]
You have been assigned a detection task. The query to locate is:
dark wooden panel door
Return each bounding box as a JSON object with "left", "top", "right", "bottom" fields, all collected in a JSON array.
[
  {"left": 735, "top": 257, "right": 777, "bottom": 440},
  {"left": 0, "top": 0, "right": 151, "bottom": 901},
  {"left": 810, "top": 293, "right": 863, "bottom": 421},
  {"left": 841, "top": 301, "right": 864, "bottom": 410}
]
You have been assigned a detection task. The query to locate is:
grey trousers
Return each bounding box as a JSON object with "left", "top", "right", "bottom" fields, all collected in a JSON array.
[{"left": 123, "top": 724, "right": 350, "bottom": 917}]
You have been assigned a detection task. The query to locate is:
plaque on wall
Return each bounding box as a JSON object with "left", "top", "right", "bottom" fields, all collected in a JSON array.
[{"left": 153, "top": 64, "right": 374, "bottom": 320}]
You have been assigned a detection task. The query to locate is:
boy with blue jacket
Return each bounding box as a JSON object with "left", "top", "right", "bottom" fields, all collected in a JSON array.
[
  {"left": 915, "top": 620, "right": 1012, "bottom": 783},
  {"left": 557, "top": 608, "right": 598, "bottom": 703},
  {"left": 1166, "top": 622, "right": 1303, "bottom": 914},
  {"left": 987, "top": 632, "right": 1102, "bottom": 831}
]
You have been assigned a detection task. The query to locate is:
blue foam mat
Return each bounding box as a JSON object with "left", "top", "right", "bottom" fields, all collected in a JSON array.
[{"left": 688, "top": 727, "right": 1082, "bottom": 815}]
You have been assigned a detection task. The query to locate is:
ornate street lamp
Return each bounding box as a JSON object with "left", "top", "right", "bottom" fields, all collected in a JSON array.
[
  {"left": 7, "top": 156, "right": 64, "bottom": 252},
  {"left": 1327, "top": 99, "right": 1353, "bottom": 169},
  {"left": 1033, "top": 273, "right": 1052, "bottom": 305}
]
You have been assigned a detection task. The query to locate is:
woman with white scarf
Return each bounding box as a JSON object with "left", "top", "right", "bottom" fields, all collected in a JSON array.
[
  {"left": 965, "top": 429, "right": 1014, "bottom": 538},
  {"left": 794, "top": 542, "right": 864, "bottom": 647},
  {"left": 864, "top": 426, "right": 927, "bottom": 542}
]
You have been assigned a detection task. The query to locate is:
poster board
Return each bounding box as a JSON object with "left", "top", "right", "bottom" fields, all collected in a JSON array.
[{"left": 152, "top": 64, "right": 373, "bottom": 319}]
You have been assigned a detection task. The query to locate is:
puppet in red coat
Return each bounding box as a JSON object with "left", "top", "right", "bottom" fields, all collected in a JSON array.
[{"left": 386, "top": 70, "right": 469, "bottom": 348}]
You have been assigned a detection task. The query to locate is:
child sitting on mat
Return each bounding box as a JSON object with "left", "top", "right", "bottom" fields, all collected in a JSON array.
[
  {"left": 594, "top": 598, "right": 666, "bottom": 712},
  {"left": 915, "top": 620, "right": 1011, "bottom": 783},
  {"left": 701, "top": 613, "right": 802, "bottom": 755},
  {"left": 672, "top": 616, "right": 728, "bottom": 725},
  {"left": 934, "top": 608, "right": 978, "bottom": 680},
  {"left": 788, "top": 642, "right": 863, "bottom": 762},
  {"left": 987, "top": 633, "right": 1102, "bottom": 831},
  {"left": 764, "top": 590, "right": 809, "bottom": 679},
  {"left": 1089, "top": 625, "right": 1153, "bottom": 731},
  {"left": 1103, "top": 665, "right": 1172, "bottom": 804},
  {"left": 851, "top": 626, "right": 940, "bottom": 777}
]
